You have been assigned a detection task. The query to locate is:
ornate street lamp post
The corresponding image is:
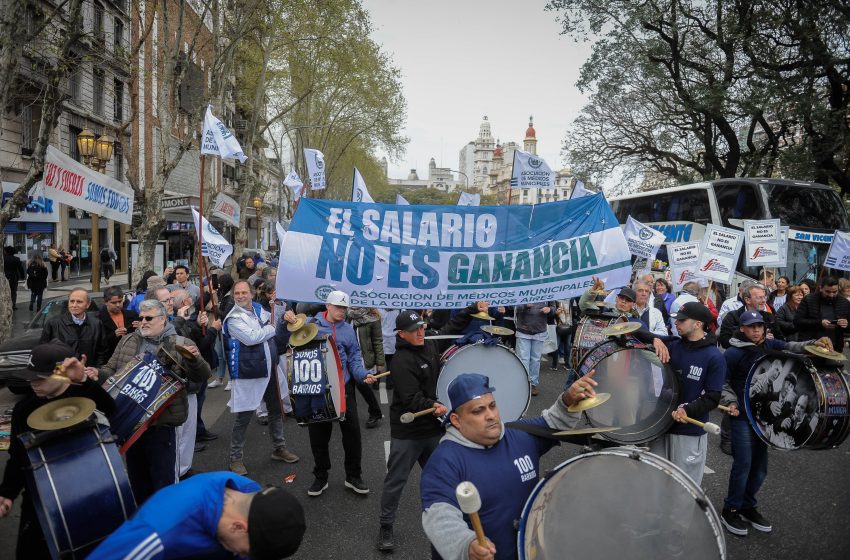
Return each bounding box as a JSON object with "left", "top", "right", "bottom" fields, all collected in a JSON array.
[
  {"left": 252, "top": 196, "right": 263, "bottom": 250},
  {"left": 76, "top": 129, "right": 114, "bottom": 292}
]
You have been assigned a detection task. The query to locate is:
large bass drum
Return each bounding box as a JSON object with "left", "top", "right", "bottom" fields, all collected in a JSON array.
[
  {"left": 576, "top": 337, "right": 680, "bottom": 444},
  {"left": 744, "top": 352, "right": 850, "bottom": 450},
  {"left": 438, "top": 343, "right": 530, "bottom": 421},
  {"left": 287, "top": 335, "right": 345, "bottom": 425},
  {"left": 570, "top": 315, "right": 618, "bottom": 370},
  {"left": 518, "top": 448, "right": 725, "bottom": 559}
]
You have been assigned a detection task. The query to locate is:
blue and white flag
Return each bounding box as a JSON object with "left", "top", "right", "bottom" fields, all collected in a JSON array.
[
  {"left": 825, "top": 230, "right": 850, "bottom": 271},
  {"left": 396, "top": 194, "right": 410, "bottom": 205},
  {"left": 510, "top": 149, "right": 555, "bottom": 188},
  {"left": 352, "top": 167, "right": 374, "bottom": 203},
  {"left": 623, "top": 215, "right": 666, "bottom": 259},
  {"left": 303, "top": 148, "right": 326, "bottom": 190},
  {"left": 283, "top": 169, "right": 304, "bottom": 197},
  {"left": 570, "top": 179, "right": 591, "bottom": 199},
  {"left": 201, "top": 106, "right": 247, "bottom": 163},
  {"left": 275, "top": 222, "right": 288, "bottom": 296},
  {"left": 457, "top": 191, "right": 480, "bottom": 206},
  {"left": 277, "top": 194, "right": 631, "bottom": 308},
  {"left": 191, "top": 207, "right": 233, "bottom": 268}
]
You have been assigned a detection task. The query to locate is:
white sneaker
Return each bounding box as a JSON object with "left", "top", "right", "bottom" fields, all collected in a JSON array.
[
  {"left": 225, "top": 381, "right": 232, "bottom": 391},
  {"left": 207, "top": 378, "right": 223, "bottom": 388}
]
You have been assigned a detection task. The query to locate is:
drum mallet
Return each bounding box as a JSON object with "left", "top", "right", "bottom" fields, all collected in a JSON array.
[
  {"left": 456, "top": 481, "right": 488, "bottom": 548},
  {"left": 717, "top": 404, "right": 734, "bottom": 414},
  {"left": 371, "top": 371, "right": 392, "bottom": 379},
  {"left": 682, "top": 414, "right": 721, "bottom": 435},
  {"left": 400, "top": 407, "right": 437, "bottom": 424}
]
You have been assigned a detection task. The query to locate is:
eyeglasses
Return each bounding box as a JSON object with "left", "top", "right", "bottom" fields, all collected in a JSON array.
[
  {"left": 159, "top": 297, "right": 174, "bottom": 303},
  {"left": 139, "top": 314, "right": 163, "bottom": 322}
]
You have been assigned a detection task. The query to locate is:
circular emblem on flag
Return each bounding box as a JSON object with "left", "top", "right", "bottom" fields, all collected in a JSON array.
[
  {"left": 638, "top": 227, "right": 654, "bottom": 241},
  {"left": 528, "top": 157, "right": 543, "bottom": 169},
  {"left": 355, "top": 189, "right": 363, "bottom": 202},
  {"left": 314, "top": 284, "right": 334, "bottom": 301},
  {"left": 315, "top": 154, "right": 324, "bottom": 170},
  {"left": 206, "top": 222, "right": 222, "bottom": 236}
]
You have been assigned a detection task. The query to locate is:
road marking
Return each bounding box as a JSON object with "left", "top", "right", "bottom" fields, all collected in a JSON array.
[
  {"left": 704, "top": 466, "right": 715, "bottom": 475},
  {"left": 384, "top": 440, "right": 391, "bottom": 470},
  {"left": 379, "top": 381, "right": 388, "bottom": 404}
]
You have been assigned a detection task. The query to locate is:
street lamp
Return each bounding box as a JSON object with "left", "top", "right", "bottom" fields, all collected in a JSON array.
[
  {"left": 252, "top": 196, "right": 263, "bottom": 250},
  {"left": 447, "top": 169, "right": 469, "bottom": 189},
  {"left": 76, "top": 128, "right": 114, "bottom": 292}
]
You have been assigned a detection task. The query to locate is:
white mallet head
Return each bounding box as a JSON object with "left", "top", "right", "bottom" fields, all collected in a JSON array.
[
  {"left": 400, "top": 412, "right": 415, "bottom": 424},
  {"left": 704, "top": 421, "right": 721, "bottom": 435},
  {"left": 455, "top": 481, "right": 482, "bottom": 514}
]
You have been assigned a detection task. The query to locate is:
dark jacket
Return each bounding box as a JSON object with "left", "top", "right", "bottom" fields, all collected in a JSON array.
[
  {"left": 794, "top": 292, "right": 850, "bottom": 351},
  {"left": 3, "top": 254, "right": 25, "bottom": 283},
  {"left": 98, "top": 305, "right": 139, "bottom": 357},
  {"left": 774, "top": 304, "right": 799, "bottom": 341},
  {"left": 25, "top": 263, "right": 48, "bottom": 292},
  {"left": 40, "top": 311, "right": 110, "bottom": 366},
  {"left": 350, "top": 316, "right": 386, "bottom": 370},
  {"left": 389, "top": 304, "right": 478, "bottom": 440},
  {"left": 515, "top": 301, "right": 556, "bottom": 335},
  {"left": 718, "top": 306, "right": 783, "bottom": 349}
]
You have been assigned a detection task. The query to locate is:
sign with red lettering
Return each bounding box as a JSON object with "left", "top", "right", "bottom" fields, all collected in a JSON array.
[{"left": 212, "top": 192, "right": 240, "bottom": 226}]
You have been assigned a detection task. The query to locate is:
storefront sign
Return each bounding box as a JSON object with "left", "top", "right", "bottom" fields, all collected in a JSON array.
[
  {"left": 1, "top": 182, "right": 60, "bottom": 223},
  {"left": 161, "top": 196, "right": 193, "bottom": 210},
  {"left": 212, "top": 193, "right": 241, "bottom": 227}
]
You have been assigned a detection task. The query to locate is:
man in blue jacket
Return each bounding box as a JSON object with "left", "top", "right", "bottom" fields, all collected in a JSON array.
[
  {"left": 88, "top": 472, "right": 305, "bottom": 560},
  {"left": 280, "top": 291, "right": 377, "bottom": 497}
]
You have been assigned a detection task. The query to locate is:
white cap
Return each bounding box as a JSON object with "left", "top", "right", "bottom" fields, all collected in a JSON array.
[{"left": 325, "top": 290, "right": 350, "bottom": 307}]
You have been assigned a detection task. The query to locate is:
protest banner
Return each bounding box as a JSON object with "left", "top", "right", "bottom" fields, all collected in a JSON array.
[
  {"left": 668, "top": 242, "right": 701, "bottom": 291},
  {"left": 744, "top": 219, "right": 783, "bottom": 267},
  {"left": 283, "top": 169, "right": 304, "bottom": 198},
  {"left": 352, "top": 167, "right": 374, "bottom": 202},
  {"left": 191, "top": 207, "right": 233, "bottom": 268},
  {"left": 212, "top": 192, "right": 241, "bottom": 227},
  {"left": 304, "top": 148, "right": 326, "bottom": 190},
  {"left": 624, "top": 215, "right": 666, "bottom": 260},
  {"left": 824, "top": 230, "right": 850, "bottom": 272},
  {"left": 277, "top": 194, "right": 632, "bottom": 308},
  {"left": 695, "top": 224, "right": 744, "bottom": 284},
  {"left": 510, "top": 149, "right": 555, "bottom": 189},
  {"left": 201, "top": 105, "right": 247, "bottom": 163}
]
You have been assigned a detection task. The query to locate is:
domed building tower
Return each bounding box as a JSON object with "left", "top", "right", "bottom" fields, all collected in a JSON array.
[{"left": 523, "top": 115, "right": 537, "bottom": 155}]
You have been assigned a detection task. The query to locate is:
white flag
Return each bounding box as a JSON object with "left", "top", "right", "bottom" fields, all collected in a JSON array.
[
  {"left": 283, "top": 169, "right": 304, "bottom": 197},
  {"left": 352, "top": 167, "right": 374, "bottom": 203},
  {"left": 396, "top": 194, "right": 410, "bottom": 205},
  {"left": 510, "top": 149, "right": 555, "bottom": 188},
  {"left": 570, "top": 179, "right": 590, "bottom": 199},
  {"left": 623, "top": 216, "right": 666, "bottom": 259},
  {"left": 200, "top": 106, "right": 247, "bottom": 163},
  {"left": 825, "top": 230, "right": 850, "bottom": 271},
  {"left": 275, "top": 222, "right": 288, "bottom": 296},
  {"left": 457, "top": 191, "right": 480, "bottom": 206},
  {"left": 191, "top": 207, "right": 233, "bottom": 268},
  {"left": 303, "top": 148, "right": 326, "bottom": 190}
]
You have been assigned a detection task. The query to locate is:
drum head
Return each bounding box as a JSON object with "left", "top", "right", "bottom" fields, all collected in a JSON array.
[
  {"left": 577, "top": 341, "right": 679, "bottom": 444},
  {"left": 519, "top": 449, "right": 725, "bottom": 560},
  {"left": 438, "top": 344, "right": 530, "bottom": 421}
]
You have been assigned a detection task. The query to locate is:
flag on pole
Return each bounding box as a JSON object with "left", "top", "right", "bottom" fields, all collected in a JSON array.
[
  {"left": 283, "top": 169, "right": 304, "bottom": 197},
  {"left": 396, "top": 194, "right": 410, "bottom": 205},
  {"left": 191, "top": 207, "right": 233, "bottom": 267},
  {"left": 352, "top": 167, "right": 374, "bottom": 203},
  {"left": 570, "top": 179, "right": 591, "bottom": 199},
  {"left": 275, "top": 222, "right": 288, "bottom": 296},
  {"left": 303, "top": 148, "right": 326, "bottom": 190},
  {"left": 457, "top": 191, "right": 480, "bottom": 206},
  {"left": 200, "top": 105, "right": 247, "bottom": 163},
  {"left": 825, "top": 230, "right": 850, "bottom": 271},
  {"left": 510, "top": 149, "right": 555, "bottom": 188},
  {"left": 623, "top": 215, "right": 666, "bottom": 259}
]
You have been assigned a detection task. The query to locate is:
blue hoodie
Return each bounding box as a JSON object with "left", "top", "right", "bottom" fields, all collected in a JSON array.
[{"left": 667, "top": 336, "right": 726, "bottom": 436}]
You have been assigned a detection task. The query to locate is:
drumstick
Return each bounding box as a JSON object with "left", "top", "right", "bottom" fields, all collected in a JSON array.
[
  {"left": 456, "top": 482, "right": 487, "bottom": 548},
  {"left": 717, "top": 404, "right": 734, "bottom": 414},
  {"left": 371, "top": 370, "right": 392, "bottom": 379},
  {"left": 682, "top": 414, "right": 721, "bottom": 435},
  {"left": 400, "top": 407, "right": 437, "bottom": 424}
]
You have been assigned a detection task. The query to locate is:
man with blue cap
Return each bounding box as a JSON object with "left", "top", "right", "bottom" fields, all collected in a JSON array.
[{"left": 420, "top": 371, "right": 596, "bottom": 560}]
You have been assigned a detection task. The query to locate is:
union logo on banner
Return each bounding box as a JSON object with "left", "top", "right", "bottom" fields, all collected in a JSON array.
[
  {"left": 700, "top": 258, "right": 730, "bottom": 273},
  {"left": 639, "top": 227, "right": 654, "bottom": 241},
  {"left": 528, "top": 157, "right": 543, "bottom": 169},
  {"left": 316, "top": 153, "right": 324, "bottom": 170}
]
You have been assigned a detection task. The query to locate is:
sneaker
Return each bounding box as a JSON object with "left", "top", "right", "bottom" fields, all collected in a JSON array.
[
  {"left": 225, "top": 381, "right": 232, "bottom": 391},
  {"left": 207, "top": 378, "right": 223, "bottom": 388},
  {"left": 345, "top": 476, "right": 370, "bottom": 495},
  {"left": 256, "top": 414, "right": 269, "bottom": 426},
  {"left": 196, "top": 431, "right": 219, "bottom": 442},
  {"left": 531, "top": 386, "right": 540, "bottom": 396},
  {"left": 307, "top": 478, "right": 328, "bottom": 497},
  {"left": 270, "top": 448, "right": 300, "bottom": 463},
  {"left": 194, "top": 443, "right": 208, "bottom": 453},
  {"left": 366, "top": 414, "right": 383, "bottom": 429},
  {"left": 229, "top": 460, "right": 248, "bottom": 476},
  {"left": 377, "top": 524, "right": 396, "bottom": 552},
  {"left": 720, "top": 440, "right": 732, "bottom": 456},
  {"left": 721, "top": 508, "right": 749, "bottom": 536},
  {"left": 740, "top": 507, "right": 772, "bottom": 532}
]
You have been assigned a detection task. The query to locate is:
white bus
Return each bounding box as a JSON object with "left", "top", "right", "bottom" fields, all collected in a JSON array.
[{"left": 608, "top": 178, "right": 850, "bottom": 283}]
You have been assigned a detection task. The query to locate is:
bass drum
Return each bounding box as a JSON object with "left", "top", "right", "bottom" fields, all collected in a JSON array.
[
  {"left": 287, "top": 335, "right": 345, "bottom": 425},
  {"left": 438, "top": 343, "right": 530, "bottom": 421},
  {"left": 744, "top": 353, "right": 850, "bottom": 450},
  {"left": 570, "top": 316, "right": 618, "bottom": 370},
  {"left": 518, "top": 448, "right": 725, "bottom": 560},
  {"left": 576, "top": 338, "right": 680, "bottom": 444}
]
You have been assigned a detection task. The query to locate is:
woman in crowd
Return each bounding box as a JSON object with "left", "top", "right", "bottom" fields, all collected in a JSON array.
[
  {"left": 775, "top": 284, "right": 804, "bottom": 341},
  {"left": 839, "top": 278, "right": 850, "bottom": 302},
  {"left": 47, "top": 243, "right": 60, "bottom": 281},
  {"left": 800, "top": 279, "right": 815, "bottom": 296},
  {"left": 26, "top": 253, "right": 48, "bottom": 312},
  {"left": 654, "top": 278, "right": 675, "bottom": 314},
  {"left": 699, "top": 286, "right": 720, "bottom": 333},
  {"left": 57, "top": 246, "right": 70, "bottom": 281},
  {"left": 769, "top": 275, "right": 791, "bottom": 309}
]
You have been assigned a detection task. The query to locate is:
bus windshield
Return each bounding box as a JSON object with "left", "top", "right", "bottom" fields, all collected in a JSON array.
[{"left": 764, "top": 183, "right": 850, "bottom": 231}]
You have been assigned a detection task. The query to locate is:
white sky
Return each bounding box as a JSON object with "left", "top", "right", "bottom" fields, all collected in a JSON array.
[{"left": 362, "top": 0, "right": 594, "bottom": 181}]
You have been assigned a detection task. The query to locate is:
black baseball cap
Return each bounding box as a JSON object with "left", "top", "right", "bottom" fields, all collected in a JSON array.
[
  {"left": 248, "top": 486, "right": 306, "bottom": 559},
  {"left": 618, "top": 287, "right": 637, "bottom": 302},
  {"left": 396, "top": 310, "right": 426, "bottom": 332},
  {"left": 6, "top": 341, "right": 76, "bottom": 382},
  {"left": 672, "top": 302, "right": 714, "bottom": 326}
]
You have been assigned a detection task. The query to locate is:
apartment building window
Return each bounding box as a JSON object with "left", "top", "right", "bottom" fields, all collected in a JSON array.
[
  {"left": 113, "top": 79, "right": 124, "bottom": 122},
  {"left": 113, "top": 17, "right": 124, "bottom": 51},
  {"left": 93, "top": 3, "right": 105, "bottom": 44},
  {"left": 93, "top": 69, "right": 105, "bottom": 115},
  {"left": 20, "top": 105, "right": 42, "bottom": 157},
  {"left": 69, "top": 126, "right": 82, "bottom": 162},
  {"left": 114, "top": 141, "right": 124, "bottom": 181},
  {"left": 68, "top": 61, "right": 82, "bottom": 102}
]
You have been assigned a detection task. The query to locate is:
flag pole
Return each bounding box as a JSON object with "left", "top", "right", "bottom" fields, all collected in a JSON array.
[{"left": 197, "top": 154, "right": 208, "bottom": 334}]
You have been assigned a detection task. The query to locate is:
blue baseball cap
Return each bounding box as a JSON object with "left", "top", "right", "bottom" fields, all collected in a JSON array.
[
  {"left": 447, "top": 373, "right": 495, "bottom": 413},
  {"left": 740, "top": 311, "right": 765, "bottom": 326}
]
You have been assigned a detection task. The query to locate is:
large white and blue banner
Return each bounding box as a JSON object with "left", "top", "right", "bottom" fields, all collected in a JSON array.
[
  {"left": 278, "top": 194, "right": 631, "bottom": 308},
  {"left": 510, "top": 149, "right": 555, "bottom": 188}
]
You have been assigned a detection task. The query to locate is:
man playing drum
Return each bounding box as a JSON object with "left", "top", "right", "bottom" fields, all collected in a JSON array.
[{"left": 420, "top": 372, "right": 594, "bottom": 560}]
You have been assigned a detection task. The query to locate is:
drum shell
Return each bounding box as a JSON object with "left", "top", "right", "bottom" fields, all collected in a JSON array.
[
  {"left": 287, "top": 335, "right": 345, "bottom": 425},
  {"left": 576, "top": 339, "right": 680, "bottom": 445},
  {"left": 571, "top": 316, "right": 617, "bottom": 370},
  {"left": 21, "top": 418, "right": 137, "bottom": 559}
]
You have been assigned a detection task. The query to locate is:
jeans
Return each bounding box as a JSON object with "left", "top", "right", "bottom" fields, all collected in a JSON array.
[
  {"left": 125, "top": 425, "right": 178, "bottom": 504},
  {"left": 29, "top": 289, "right": 44, "bottom": 310},
  {"left": 516, "top": 336, "right": 545, "bottom": 386},
  {"left": 49, "top": 260, "right": 59, "bottom": 281},
  {"left": 307, "top": 381, "right": 361, "bottom": 480},
  {"left": 724, "top": 420, "right": 768, "bottom": 510},
  {"left": 230, "top": 376, "right": 286, "bottom": 460},
  {"left": 380, "top": 436, "right": 440, "bottom": 526}
]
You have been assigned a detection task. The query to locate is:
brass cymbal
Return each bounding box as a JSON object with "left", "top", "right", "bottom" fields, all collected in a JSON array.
[
  {"left": 566, "top": 392, "right": 612, "bottom": 413},
  {"left": 27, "top": 397, "right": 95, "bottom": 431},
  {"left": 471, "top": 311, "right": 494, "bottom": 320},
  {"left": 286, "top": 313, "right": 308, "bottom": 332},
  {"left": 601, "top": 322, "right": 641, "bottom": 337},
  {"left": 175, "top": 344, "right": 198, "bottom": 361},
  {"left": 804, "top": 344, "right": 847, "bottom": 361},
  {"left": 481, "top": 325, "right": 515, "bottom": 337},
  {"left": 552, "top": 425, "right": 621, "bottom": 436},
  {"left": 290, "top": 323, "right": 319, "bottom": 347}
]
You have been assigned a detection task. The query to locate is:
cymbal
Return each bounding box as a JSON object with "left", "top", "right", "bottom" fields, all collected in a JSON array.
[
  {"left": 27, "top": 397, "right": 95, "bottom": 431},
  {"left": 175, "top": 344, "right": 198, "bottom": 361},
  {"left": 287, "top": 313, "right": 308, "bottom": 332},
  {"left": 804, "top": 345, "right": 846, "bottom": 361},
  {"left": 567, "top": 392, "right": 612, "bottom": 413},
  {"left": 290, "top": 323, "right": 319, "bottom": 347},
  {"left": 481, "top": 325, "right": 515, "bottom": 336},
  {"left": 552, "top": 426, "right": 621, "bottom": 436},
  {"left": 471, "top": 311, "right": 494, "bottom": 320},
  {"left": 601, "top": 322, "right": 641, "bottom": 337}
]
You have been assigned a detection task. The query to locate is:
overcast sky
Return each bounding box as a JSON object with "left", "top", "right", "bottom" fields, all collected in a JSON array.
[{"left": 362, "top": 0, "right": 594, "bottom": 181}]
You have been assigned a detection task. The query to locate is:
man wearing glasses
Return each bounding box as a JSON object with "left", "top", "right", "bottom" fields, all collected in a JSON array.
[{"left": 96, "top": 299, "right": 211, "bottom": 502}]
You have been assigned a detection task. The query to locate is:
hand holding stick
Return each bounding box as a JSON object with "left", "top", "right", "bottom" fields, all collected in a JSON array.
[
  {"left": 400, "top": 407, "right": 436, "bottom": 424},
  {"left": 680, "top": 414, "right": 721, "bottom": 435},
  {"left": 371, "top": 370, "right": 392, "bottom": 380},
  {"left": 456, "top": 482, "right": 487, "bottom": 548}
]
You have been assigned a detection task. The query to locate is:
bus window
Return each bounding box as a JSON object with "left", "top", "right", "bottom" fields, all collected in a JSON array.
[
  {"left": 764, "top": 183, "right": 850, "bottom": 231},
  {"left": 714, "top": 183, "right": 764, "bottom": 227},
  {"left": 612, "top": 189, "right": 711, "bottom": 225}
]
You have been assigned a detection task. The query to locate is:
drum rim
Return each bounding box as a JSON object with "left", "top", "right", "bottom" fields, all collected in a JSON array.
[
  {"left": 517, "top": 448, "right": 726, "bottom": 560},
  {"left": 808, "top": 367, "right": 850, "bottom": 448}
]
